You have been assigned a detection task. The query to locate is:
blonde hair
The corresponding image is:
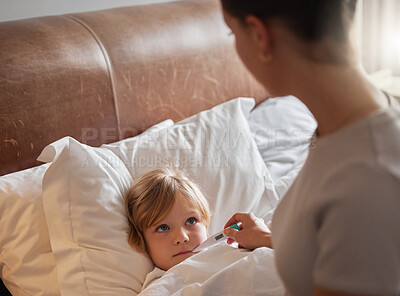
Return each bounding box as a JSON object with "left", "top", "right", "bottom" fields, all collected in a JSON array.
[{"left": 125, "top": 168, "right": 211, "bottom": 253}]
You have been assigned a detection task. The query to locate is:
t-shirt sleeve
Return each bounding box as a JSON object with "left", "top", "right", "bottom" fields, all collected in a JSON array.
[{"left": 313, "top": 165, "right": 400, "bottom": 295}]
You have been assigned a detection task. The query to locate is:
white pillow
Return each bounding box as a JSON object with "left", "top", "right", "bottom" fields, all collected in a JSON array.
[
  {"left": 38, "top": 120, "right": 173, "bottom": 296},
  {"left": 248, "top": 95, "right": 317, "bottom": 181},
  {"left": 0, "top": 164, "right": 60, "bottom": 296},
  {"left": 104, "top": 98, "right": 278, "bottom": 234},
  {"left": 40, "top": 138, "right": 153, "bottom": 296},
  {"left": 0, "top": 120, "right": 173, "bottom": 296},
  {"left": 39, "top": 99, "right": 281, "bottom": 295}
]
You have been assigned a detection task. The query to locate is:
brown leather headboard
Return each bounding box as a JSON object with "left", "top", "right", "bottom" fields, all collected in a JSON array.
[{"left": 0, "top": 0, "right": 267, "bottom": 176}]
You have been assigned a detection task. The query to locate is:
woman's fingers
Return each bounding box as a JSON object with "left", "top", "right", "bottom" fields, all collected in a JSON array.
[
  {"left": 227, "top": 238, "right": 235, "bottom": 245},
  {"left": 223, "top": 212, "right": 241, "bottom": 229},
  {"left": 223, "top": 212, "right": 273, "bottom": 250},
  {"left": 224, "top": 227, "right": 239, "bottom": 240},
  {"left": 224, "top": 212, "right": 254, "bottom": 229}
]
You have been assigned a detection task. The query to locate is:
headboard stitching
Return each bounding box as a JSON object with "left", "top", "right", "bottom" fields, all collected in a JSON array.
[{"left": 64, "top": 14, "right": 121, "bottom": 139}]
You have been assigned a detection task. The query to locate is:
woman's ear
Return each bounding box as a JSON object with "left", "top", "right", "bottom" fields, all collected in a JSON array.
[{"left": 245, "top": 15, "right": 272, "bottom": 57}]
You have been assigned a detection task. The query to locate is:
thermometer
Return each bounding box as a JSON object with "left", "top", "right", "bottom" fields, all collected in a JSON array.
[{"left": 192, "top": 223, "right": 241, "bottom": 252}]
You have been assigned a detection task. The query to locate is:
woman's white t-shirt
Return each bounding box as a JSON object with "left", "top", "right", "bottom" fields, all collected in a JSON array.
[{"left": 272, "top": 97, "right": 400, "bottom": 295}]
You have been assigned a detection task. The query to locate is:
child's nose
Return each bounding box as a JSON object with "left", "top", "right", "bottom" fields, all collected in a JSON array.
[{"left": 173, "top": 229, "right": 189, "bottom": 245}]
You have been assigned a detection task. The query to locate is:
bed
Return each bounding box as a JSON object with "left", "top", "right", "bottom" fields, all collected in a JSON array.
[{"left": 0, "top": 0, "right": 318, "bottom": 295}]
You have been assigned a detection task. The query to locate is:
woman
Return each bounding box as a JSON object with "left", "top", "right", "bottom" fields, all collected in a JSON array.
[{"left": 221, "top": 1, "right": 400, "bottom": 295}]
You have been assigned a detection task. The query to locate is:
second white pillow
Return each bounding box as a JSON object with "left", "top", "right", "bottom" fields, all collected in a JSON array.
[{"left": 104, "top": 98, "right": 279, "bottom": 234}]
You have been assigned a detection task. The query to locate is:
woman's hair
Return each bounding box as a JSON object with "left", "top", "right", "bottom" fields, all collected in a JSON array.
[
  {"left": 221, "top": 0, "right": 358, "bottom": 42},
  {"left": 125, "top": 168, "right": 211, "bottom": 253}
]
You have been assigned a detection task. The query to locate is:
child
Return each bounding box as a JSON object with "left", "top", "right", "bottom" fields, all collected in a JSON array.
[{"left": 125, "top": 168, "right": 211, "bottom": 280}]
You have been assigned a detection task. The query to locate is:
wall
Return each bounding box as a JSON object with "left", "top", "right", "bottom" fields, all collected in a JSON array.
[
  {"left": 361, "top": 0, "right": 400, "bottom": 75},
  {"left": 0, "top": 0, "right": 177, "bottom": 22}
]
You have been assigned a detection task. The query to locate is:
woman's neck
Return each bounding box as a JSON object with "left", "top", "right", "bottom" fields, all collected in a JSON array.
[
  {"left": 284, "top": 62, "right": 388, "bottom": 137},
  {"left": 264, "top": 26, "right": 388, "bottom": 137}
]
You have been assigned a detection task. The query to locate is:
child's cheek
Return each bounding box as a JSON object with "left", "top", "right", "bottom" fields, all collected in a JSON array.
[{"left": 198, "top": 224, "right": 208, "bottom": 242}]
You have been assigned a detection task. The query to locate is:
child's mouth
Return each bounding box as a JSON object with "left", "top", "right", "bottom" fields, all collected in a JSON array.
[{"left": 174, "top": 250, "right": 193, "bottom": 257}]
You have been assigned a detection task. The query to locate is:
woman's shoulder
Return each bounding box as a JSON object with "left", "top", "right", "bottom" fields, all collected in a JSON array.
[
  {"left": 308, "top": 101, "right": 400, "bottom": 180},
  {"left": 296, "top": 116, "right": 400, "bottom": 210},
  {"left": 368, "top": 99, "right": 400, "bottom": 180}
]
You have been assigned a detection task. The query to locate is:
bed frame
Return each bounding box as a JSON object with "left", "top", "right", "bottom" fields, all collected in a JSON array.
[
  {"left": 0, "top": 0, "right": 267, "bottom": 177},
  {"left": 0, "top": 0, "right": 266, "bottom": 293}
]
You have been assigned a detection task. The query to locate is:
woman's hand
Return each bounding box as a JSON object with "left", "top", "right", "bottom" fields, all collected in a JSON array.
[{"left": 224, "top": 212, "right": 272, "bottom": 250}]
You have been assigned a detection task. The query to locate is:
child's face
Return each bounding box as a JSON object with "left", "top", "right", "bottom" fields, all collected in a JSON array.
[{"left": 143, "top": 194, "right": 208, "bottom": 270}]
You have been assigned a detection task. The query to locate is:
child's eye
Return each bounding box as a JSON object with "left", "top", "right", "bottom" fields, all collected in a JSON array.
[
  {"left": 156, "top": 224, "right": 169, "bottom": 232},
  {"left": 186, "top": 217, "right": 197, "bottom": 225}
]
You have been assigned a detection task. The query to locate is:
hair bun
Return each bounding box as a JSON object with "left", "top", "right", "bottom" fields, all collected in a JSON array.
[{"left": 221, "top": 0, "right": 358, "bottom": 41}]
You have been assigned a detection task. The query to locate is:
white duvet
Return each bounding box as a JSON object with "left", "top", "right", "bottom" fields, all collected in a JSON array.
[{"left": 139, "top": 245, "right": 284, "bottom": 296}]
